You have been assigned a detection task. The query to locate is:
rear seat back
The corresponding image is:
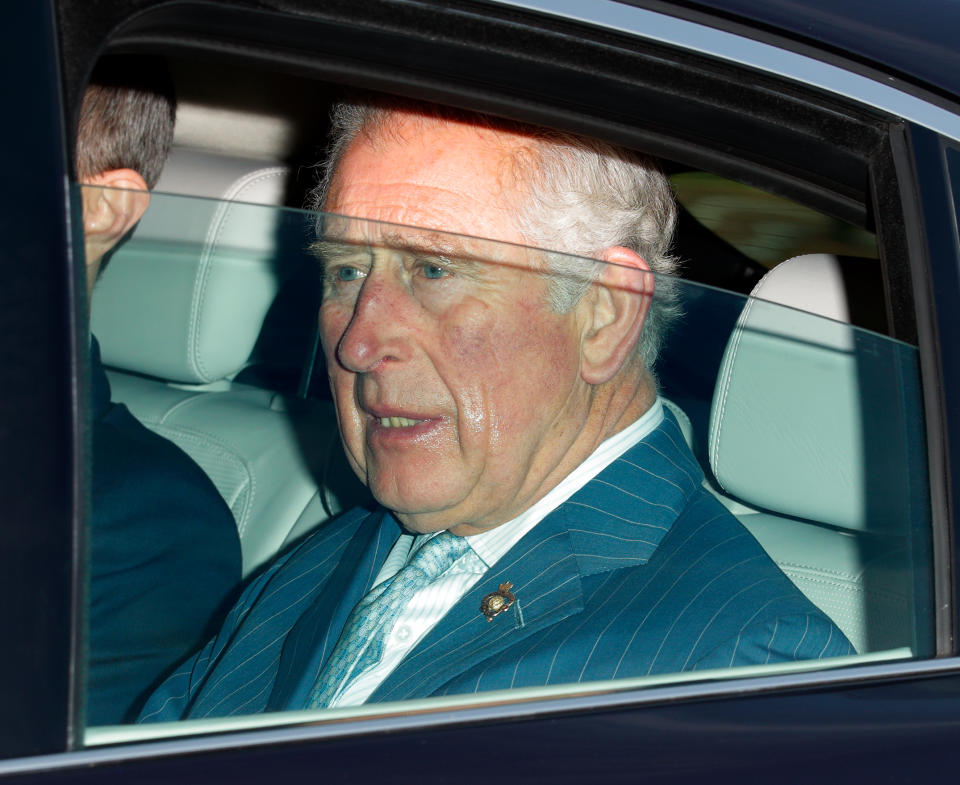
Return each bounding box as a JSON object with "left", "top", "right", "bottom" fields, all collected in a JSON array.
[
  {"left": 93, "top": 150, "right": 294, "bottom": 385},
  {"left": 90, "top": 148, "right": 368, "bottom": 575},
  {"left": 707, "top": 254, "right": 931, "bottom": 654}
]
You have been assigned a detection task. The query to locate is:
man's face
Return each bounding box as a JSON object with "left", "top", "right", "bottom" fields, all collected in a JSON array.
[{"left": 319, "top": 115, "right": 596, "bottom": 535}]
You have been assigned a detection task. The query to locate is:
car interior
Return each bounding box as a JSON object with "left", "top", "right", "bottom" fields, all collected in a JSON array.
[{"left": 82, "top": 49, "right": 932, "bottom": 737}]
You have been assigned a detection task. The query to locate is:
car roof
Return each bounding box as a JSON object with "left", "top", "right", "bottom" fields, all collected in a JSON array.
[{"left": 641, "top": 0, "right": 960, "bottom": 103}]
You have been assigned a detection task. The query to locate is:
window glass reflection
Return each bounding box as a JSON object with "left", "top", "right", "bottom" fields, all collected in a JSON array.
[{"left": 81, "top": 188, "right": 931, "bottom": 740}]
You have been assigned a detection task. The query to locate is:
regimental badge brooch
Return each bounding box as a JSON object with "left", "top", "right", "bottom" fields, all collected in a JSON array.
[{"left": 480, "top": 582, "right": 516, "bottom": 622}]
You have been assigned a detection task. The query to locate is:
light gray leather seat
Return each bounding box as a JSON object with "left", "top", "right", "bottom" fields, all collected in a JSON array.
[
  {"left": 90, "top": 149, "right": 361, "bottom": 575},
  {"left": 707, "top": 253, "right": 931, "bottom": 654}
]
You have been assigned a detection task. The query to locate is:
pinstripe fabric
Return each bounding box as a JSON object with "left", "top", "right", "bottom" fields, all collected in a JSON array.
[
  {"left": 332, "top": 536, "right": 485, "bottom": 707},
  {"left": 307, "top": 531, "right": 470, "bottom": 708},
  {"left": 334, "top": 401, "right": 665, "bottom": 707},
  {"left": 140, "top": 409, "right": 853, "bottom": 722}
]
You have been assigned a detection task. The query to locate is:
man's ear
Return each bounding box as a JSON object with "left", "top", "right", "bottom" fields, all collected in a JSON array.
[
  {"left": 578, "top": 246, "right": 654, "bottom": 385},
  {"left": 81, "top": 168, "right": 150, "bottom": 251},
  {"left": 80, "top": 169, "right": 150, "bottom": 295}
]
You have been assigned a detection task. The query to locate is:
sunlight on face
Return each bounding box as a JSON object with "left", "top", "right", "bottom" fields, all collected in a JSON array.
[{"left": 319, "top": 118, "right": 596, "bottom": 534}]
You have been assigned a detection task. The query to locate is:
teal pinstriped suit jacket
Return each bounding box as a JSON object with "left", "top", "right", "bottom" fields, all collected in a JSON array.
[{"left": 140, "top": 411, "right": 853, "bottom": 722}]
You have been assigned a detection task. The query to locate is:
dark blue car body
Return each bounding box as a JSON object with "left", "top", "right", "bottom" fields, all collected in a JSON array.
[{"left": 2, "top": 0, "right": 960, "bottom": 780}]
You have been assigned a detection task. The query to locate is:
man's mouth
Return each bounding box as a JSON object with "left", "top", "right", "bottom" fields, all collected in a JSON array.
[{"left": 378, "top": 416, "right": 425, "bottom": 428}]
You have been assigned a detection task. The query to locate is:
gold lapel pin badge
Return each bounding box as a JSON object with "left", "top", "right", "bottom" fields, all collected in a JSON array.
[{"left": 480, "top": 581, "right": 516, "bottom": 622}]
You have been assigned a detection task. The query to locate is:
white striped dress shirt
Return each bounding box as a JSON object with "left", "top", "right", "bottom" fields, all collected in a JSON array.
[{"left": 330, "top": 399, "right": 665, "bottom": 707}]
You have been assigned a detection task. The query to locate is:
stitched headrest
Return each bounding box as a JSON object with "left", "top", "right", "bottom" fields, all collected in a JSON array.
[
  {"left": 90, "top": 149, "right": 296, "bottom": 384},
  {"left": 707, "top": 254, "right": 924, "bottom": 534}
]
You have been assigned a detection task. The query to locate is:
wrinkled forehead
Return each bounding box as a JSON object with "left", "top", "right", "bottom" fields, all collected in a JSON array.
[
  {"left": 314, "top": 216, "right": 545, "bottom": 271},
  {"left": 324, "top": 112, "right": 540, "bottom": 225},
  {"left": 316, "top": 111, "right": 552, "bottom": 273}
]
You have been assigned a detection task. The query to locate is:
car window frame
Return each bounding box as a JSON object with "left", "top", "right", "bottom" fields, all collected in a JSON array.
[
  {"left": 78, "top": 0, "right": 960, "bottom": 734},
  {"left": 0, "top": 0, "right": 82, "bottom": 762},
  {"left": 6, "top": 0, "right": 960, "bottom": 775}
]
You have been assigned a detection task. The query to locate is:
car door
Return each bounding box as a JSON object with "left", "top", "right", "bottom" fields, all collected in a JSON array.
[
  {"left": 3, "top": 0, "right": 960, "bottom": 781},
  {"left": 0, "top": 0, "right": 78, "bottom": 763}
]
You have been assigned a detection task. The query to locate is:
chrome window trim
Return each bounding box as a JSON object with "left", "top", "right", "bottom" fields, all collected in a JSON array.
[{"left": 488, "top": 0, "right": 960, "bottom": 142}]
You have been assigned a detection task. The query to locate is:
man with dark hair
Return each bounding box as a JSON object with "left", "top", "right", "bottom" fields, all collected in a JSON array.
[
  {"left": 76, "top": 56, "right": 175, "bottom": 295},
  {"left": 77, "top": 58, "right": 175, "bottom": 187},
  {"left": 141, "top": 96, "right": 851, "bottom": 722},
  {"left": 78, "top": 56, "right": 241, "bottom": 725}
]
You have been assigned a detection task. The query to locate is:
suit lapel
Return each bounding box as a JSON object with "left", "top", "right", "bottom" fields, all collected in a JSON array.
[
  {"left": 269, "top": 510, "right": 402, "bottom": 710},
  {"left": 371, "top": 407, "right": 702, "bottom": 702},
  {"left": 562, "top": 410, "right": 702, "bottom": 575},
  {"left": 372, "top": 510, "right": 583, "bottom": 702}
]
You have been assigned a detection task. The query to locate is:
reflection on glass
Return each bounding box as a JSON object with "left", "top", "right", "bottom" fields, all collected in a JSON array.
[
  {"left": 82, "top": 189, "right": 931, "bottom": 741},
  {"left": 672, "top": 171, "right": 879, "bottom": 267}
]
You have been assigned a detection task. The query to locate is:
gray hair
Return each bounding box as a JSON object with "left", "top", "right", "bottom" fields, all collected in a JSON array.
[
  {"left": 77, "top": 55, "right": 176, "bottom": 189},
  {"left": 309, "top": 98, "right": 679, "bottom": 369}
]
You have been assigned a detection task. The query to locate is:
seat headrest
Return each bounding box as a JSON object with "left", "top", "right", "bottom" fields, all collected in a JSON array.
[
  {"left": 708, "top": 254, "right": 924, "bottom": 534},
  {"left": 90, "top": 148, "right": 297, "bottom": 384}
]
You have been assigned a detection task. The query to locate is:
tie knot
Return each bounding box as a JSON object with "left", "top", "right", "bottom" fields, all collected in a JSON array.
[{"left": 408, "top": 530, "right": 470, "bottom": 581}]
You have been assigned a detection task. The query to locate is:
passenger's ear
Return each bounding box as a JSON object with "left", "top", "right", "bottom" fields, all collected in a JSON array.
[
  {"left": 81, "top": 168, "right": 150, "bottom": 246},
  {"left": 80, "top": 169, "right": 150, "bottom": 294},
  {"left": 578, "top": 246, "right": 654, "bottom": 385}
]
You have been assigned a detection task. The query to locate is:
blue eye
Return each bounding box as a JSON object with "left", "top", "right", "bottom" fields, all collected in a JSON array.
[
  {"left": 422, "top": 264, "right": 448, "bottom": 280},
  {"left": 336, "top": 266, "right": 364, "bottom": 282}
]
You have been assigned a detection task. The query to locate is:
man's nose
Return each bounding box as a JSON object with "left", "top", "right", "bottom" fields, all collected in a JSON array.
[{"left": 336, "top": 274, "right": 412, "bottom": 373}]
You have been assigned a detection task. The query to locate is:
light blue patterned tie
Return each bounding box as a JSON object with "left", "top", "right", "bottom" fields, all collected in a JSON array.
[{"left": 306, "top": 530, "right": 470, "bottom": 709}]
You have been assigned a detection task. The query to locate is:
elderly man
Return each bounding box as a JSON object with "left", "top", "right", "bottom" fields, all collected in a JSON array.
[{"left": 140, "top": 97, "right": 851, "bottom": 722}]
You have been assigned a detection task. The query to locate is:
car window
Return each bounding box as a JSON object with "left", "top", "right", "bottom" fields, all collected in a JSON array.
[
  {"left": 81, "top": 186, "right": 933, "bottom": 743},
  {"left": 671, "top": 171, "right": 879, "bottom": 269}
]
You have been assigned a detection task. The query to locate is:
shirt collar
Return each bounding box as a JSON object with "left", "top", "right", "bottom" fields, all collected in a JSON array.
[{"left": 466, "top": 398, "right": 665, "bottom": 568}]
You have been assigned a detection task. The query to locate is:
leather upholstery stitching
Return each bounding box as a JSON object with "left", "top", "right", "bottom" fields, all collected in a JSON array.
[{"left": 189, "top": 168, "right": 288, "bottom": 383}]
